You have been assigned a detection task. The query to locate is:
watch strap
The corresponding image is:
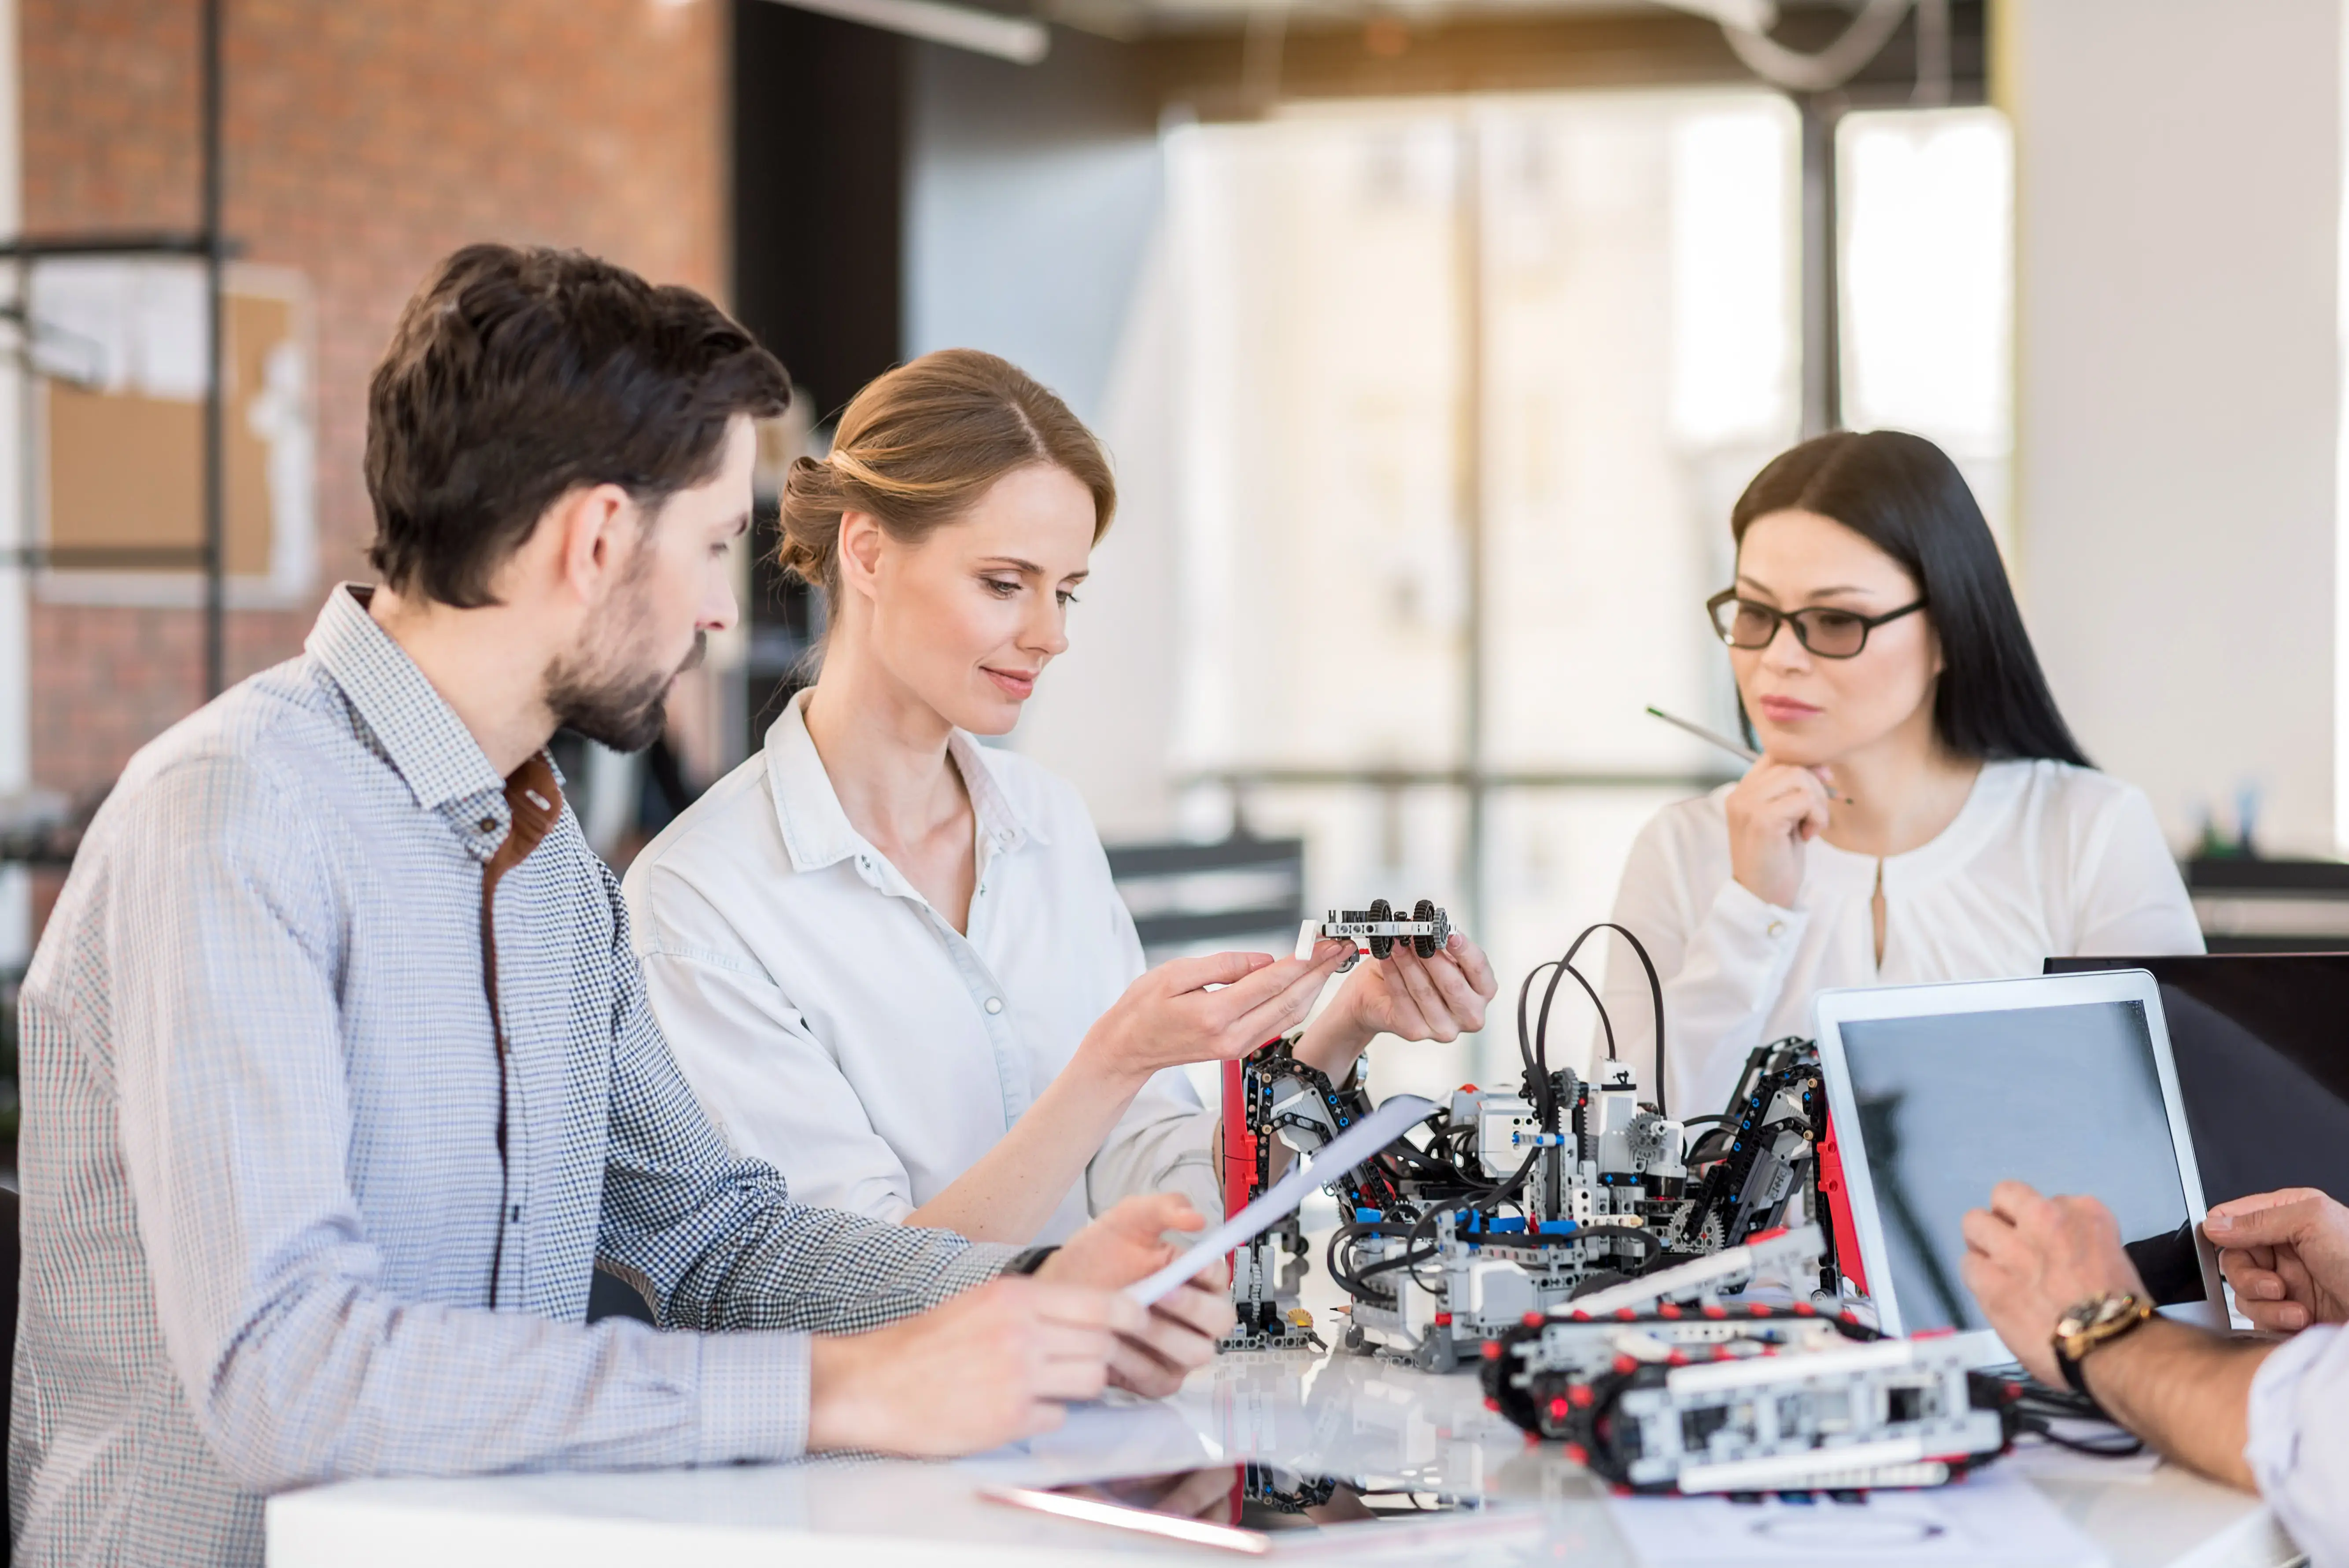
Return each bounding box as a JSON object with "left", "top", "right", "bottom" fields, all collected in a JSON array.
[
  {"left": 2054, "top": 1294, "right": 2153, "bottom": 1399},
  {"left": 1005, "top": 1245, "right": 1060, "bottom": 1277},
  {"left": 2055, "top": 1340, "right": 2094, "bottom": 1397}
]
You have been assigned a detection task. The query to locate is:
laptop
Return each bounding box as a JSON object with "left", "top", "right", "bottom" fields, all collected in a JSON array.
[
  {"left": 1812, "top": 970, "right": 2230, "bottom": 1366},
  {"left": 2047, "top": 952, "right": 2349, "bottom": 1207}
]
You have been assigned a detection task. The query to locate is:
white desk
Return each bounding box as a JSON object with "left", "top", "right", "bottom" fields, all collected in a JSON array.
[{"left": 268, "top": 1346, "right": 2299, "bottom": 1568}]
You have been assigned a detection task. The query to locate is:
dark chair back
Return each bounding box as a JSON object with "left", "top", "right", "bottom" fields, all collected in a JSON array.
[
  {"left": 2187, "top": 857, "right": 2349, "bottom": 952},
  {"left": 1105, "top": 834, "right": 1307, "bottom": 960}
]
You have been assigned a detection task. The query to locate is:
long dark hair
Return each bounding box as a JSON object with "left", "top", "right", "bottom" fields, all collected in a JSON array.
[{"left": 1730, "top": 430, "right": 2090, "bottom": 768}]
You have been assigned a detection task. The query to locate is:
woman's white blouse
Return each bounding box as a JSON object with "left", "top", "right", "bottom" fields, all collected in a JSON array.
[
  {"left": 621, "top": 692, "right": 1216, "bottom": 1245},
  {"left": 1599, "top": 759, "right": 2204, "bottom": 1119}
]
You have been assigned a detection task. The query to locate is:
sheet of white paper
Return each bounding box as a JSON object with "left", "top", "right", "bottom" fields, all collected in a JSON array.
[
  {"left": 1607, "top": 1471, "right": 2109, "bottom": 1568},
  {"left": 1124, "top": 1092, "right": 1434, "bottom": 1306}
]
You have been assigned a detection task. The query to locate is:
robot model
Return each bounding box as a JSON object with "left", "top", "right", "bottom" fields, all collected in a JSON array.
[
  {"left": 1296, "top": 900, "right": 1451, "bottom": 973},
  {"left": 1481, "top": 1227, "right": 2017, "bottom": 1494},
  {"left": 1218, "top": 897, "right": 1453, "bottom": 1350},
  {"left": 1222, "top": 919, "right": 1845, "bottom": 1365}
]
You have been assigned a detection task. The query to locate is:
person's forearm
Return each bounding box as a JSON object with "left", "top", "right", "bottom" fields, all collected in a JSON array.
[
  {"left": 902, "top": 1055, "right": 1147, "bottom": 1243},
  {"left": 1293, "top": 1010, "right": 1373, "bottom": 1079},
  {"left": 2080, "top": 1317, "right": 2273, "bottom": 1491}
]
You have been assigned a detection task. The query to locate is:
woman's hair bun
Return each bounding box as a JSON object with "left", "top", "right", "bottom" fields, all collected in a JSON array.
[{"left": 776, "top": 452, "right": 841, "bottom": 587}]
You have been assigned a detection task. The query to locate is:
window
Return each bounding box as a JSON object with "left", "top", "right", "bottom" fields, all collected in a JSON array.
[
  {"left": 1838, "top": 106, "right": 2015, "bottom": 546},
  {"left": 1167, "top": 90, "right": 1801, "bottom": 1093}
]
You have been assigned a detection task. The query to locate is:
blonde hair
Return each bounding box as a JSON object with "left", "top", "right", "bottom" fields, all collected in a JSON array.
[{"left": 780, "top": 349, "right": 1115, "bottom": 617}]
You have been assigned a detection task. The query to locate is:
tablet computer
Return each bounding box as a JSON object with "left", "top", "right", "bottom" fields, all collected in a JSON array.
[{"left": 1812, "top": 970, "right": 2227, "bottom": 1365}]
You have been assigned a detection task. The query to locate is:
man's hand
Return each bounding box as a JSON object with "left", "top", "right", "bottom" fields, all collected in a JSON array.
[
  {"left": 1042, "top": 1193, "right": 1236, "bottom": 1397},
  {"left": 1293, "top": 932, "right": 1500, "bottom": 1079},
  {"left": 2208, "top": 1188, "right": 2349, "bottom": 1333},
  {"left": 1959, "top": 1181, "right": 2147, "bottom": 1386},
  {"left": 806, "top": 1277, "right": 1144, "bottom": 1455}
]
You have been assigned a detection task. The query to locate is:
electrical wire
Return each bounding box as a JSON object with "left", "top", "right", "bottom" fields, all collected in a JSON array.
[
  {"left": 1530, "top": 922, "right": 1668, "bottom": 1116},
  {"left": 2005, "top": 1380, "right": 2148, "bottom": 1458}
]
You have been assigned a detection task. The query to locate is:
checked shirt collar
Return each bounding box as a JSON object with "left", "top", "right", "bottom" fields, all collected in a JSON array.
[{"left": 305, "top": 582, "right": 537, "bottom": 864}]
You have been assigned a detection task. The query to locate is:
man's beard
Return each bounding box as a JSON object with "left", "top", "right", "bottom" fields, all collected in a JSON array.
[{"left": 545, "top": 590, "right": 706, "bottom": 754}]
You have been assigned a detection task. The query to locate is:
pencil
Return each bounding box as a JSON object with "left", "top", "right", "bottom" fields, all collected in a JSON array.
[
  {"left": 1645, "top": 705, "right": 1853, "bottom": 803},
  {"left": 1645, "top": 705, "right": 1758, "bottom": 764}
]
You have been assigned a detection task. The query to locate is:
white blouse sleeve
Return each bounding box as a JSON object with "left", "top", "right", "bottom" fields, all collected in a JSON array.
[
  {"left": 1603, "top": 805, "right": 1809, "bottom": 1120},
  {"left": 2068, "top": 783, "right": 2205, "bottom": 958},
  {"left": 629, "top": 868, "right": 920, "bottom": 1224},
  {"left": 1077, "top": 828, "right": 1222, "bottom": 1225}
]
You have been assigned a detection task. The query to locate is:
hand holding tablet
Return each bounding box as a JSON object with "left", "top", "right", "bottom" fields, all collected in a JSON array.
[{"left": 1126, "top": 1093, "right": 1436, "bottom": 1307}]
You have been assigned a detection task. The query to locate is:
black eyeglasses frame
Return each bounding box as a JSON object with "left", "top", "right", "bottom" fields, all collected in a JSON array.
[{"left": 1704, "top": 589, "right": 1928, "bottom": 660}]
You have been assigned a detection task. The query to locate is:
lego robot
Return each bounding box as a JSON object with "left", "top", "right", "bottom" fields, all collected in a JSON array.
[
  {"left": 1333, "top": 1043, "right": 1840, "bottom": 1369},
  {"left": 1219, "top": 919, "right": 1849, "bottom": 1366},
  {"left": 1219, "top": 1037, "right": 1364, "bottom": 1350},
  {"left": 1219, "top": 1035, "right": 1838, "bottom": 1368},
  {"left": 1481, "top": 1230, "right": 2013, "bottom": 1494},
  {"left": 1297, "top": 899, "right": 1451, "bottom": 973}
]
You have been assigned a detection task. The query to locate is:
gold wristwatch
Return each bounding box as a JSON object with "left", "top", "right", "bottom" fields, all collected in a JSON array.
[{"left": 2053, "top": 1292, "right": 2154, "bottom": 1396}]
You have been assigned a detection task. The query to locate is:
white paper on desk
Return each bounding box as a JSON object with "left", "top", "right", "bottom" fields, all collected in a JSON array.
[
  {"left": 1608, "top": 1472, "right": 2109, "bottom": 1568},
  {"left": 1124, "top": 1093, "right": 1435, "bottom": 1307}
]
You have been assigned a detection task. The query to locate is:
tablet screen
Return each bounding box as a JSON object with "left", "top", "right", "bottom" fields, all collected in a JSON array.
[{"left": 1837, "top": 999, "right": 2203, "bottom": 1333}]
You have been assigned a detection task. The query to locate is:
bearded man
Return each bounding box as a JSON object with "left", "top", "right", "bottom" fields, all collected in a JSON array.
[{"left": 9, "top": 244, "right": 1230, "bottom": 1568}]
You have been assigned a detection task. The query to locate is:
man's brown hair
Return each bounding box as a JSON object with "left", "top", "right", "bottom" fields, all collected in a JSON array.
[{"left": 365, "top": 244, "right": 791, "bottom": 607}]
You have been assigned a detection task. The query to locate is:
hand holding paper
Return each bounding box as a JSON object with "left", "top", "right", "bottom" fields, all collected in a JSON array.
[{"left": 1125, "top": 1093, "right": 1436, "bottom": 1306}]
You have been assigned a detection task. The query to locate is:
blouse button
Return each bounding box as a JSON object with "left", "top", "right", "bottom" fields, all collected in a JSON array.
[
  {"left": 478, "top": 816, "right": 497, "bottom": 833},
  {"left": 985, "top": 997, "right": 1005, "bottom": 1015},
  {"left": 1765, "top": 920, "right": 1786, "bottom": 937}
]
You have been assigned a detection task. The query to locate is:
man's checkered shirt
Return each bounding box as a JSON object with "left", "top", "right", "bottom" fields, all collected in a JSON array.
[{"left": 10, "top": 585, "right": 1015, "bottom": 1566}]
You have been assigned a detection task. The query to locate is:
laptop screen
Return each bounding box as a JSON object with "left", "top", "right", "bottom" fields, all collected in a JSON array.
[
  {"left": 2047, "top": 954, "right": 2349, "bottom": 1208},
  {"left": 1836, "top": 998, "right": 2204, "bottom": 1334}
]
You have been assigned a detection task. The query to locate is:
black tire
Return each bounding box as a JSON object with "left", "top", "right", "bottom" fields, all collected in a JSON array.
[
  {"left": 1367, "top": 897, "right": 1393, "bottom": 960},
  {"left": 1482, "top": 1323, "right": 1548, "bottom": 1434},
  {"left": 1413, "top": 897, "right": 1439, "bottom": 957}
]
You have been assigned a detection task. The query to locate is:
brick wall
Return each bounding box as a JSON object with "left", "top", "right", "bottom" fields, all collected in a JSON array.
[{"left": 20, "top": 0, "right": 724, "bottom": 896}]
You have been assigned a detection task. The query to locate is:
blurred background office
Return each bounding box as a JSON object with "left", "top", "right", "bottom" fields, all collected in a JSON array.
[{"left": 0, "top": 0, "right": 2336, "bottom": 1133}]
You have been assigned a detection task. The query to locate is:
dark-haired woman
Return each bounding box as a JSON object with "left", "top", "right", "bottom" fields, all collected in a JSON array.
[{"left": 1603, "top": 430, "right": 2200, "bottom": 1116}]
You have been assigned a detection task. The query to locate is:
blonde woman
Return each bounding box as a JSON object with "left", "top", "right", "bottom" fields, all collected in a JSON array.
[{"left": 625, "top": 350, "right": 1497, "bottom": 1245}]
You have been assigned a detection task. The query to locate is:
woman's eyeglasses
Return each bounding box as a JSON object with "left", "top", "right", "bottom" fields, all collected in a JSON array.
[{"left": 1705, "top": 589, "right": 1926, "bottom": 660}]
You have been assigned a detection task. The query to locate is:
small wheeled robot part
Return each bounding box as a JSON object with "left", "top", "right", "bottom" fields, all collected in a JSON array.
[{"left": 1297, "top": 900, "right": 1451, "bottom": 973}]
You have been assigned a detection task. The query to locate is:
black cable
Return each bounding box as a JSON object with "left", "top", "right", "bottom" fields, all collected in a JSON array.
[
  {"left": 1568, "top": 1224, "right": 1665, "bottom": 1262},
  {"left": 1327, "top": 1221, "right": 1406, "bottom": 1303},
  {"left": 1531, "top": 959, "right": 1608, "bottom": 1132},
  {"left": 2020, "top": 1420, "right": 2146, "bottom": 1458},
  {"left": 1560, "top": 922, "right": 1668, "bottom": 1118},
  {"left": 1996, "top": 1380, "right": 2147, "bottom": 1459},
  {"left": 1515, "top": 959, "right": 1563, "bottom": 1128}
]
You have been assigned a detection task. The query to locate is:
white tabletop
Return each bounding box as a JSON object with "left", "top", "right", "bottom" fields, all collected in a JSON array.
[{"left": 266, "top": 1343, "right": 2299, "bottom": 1568}]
